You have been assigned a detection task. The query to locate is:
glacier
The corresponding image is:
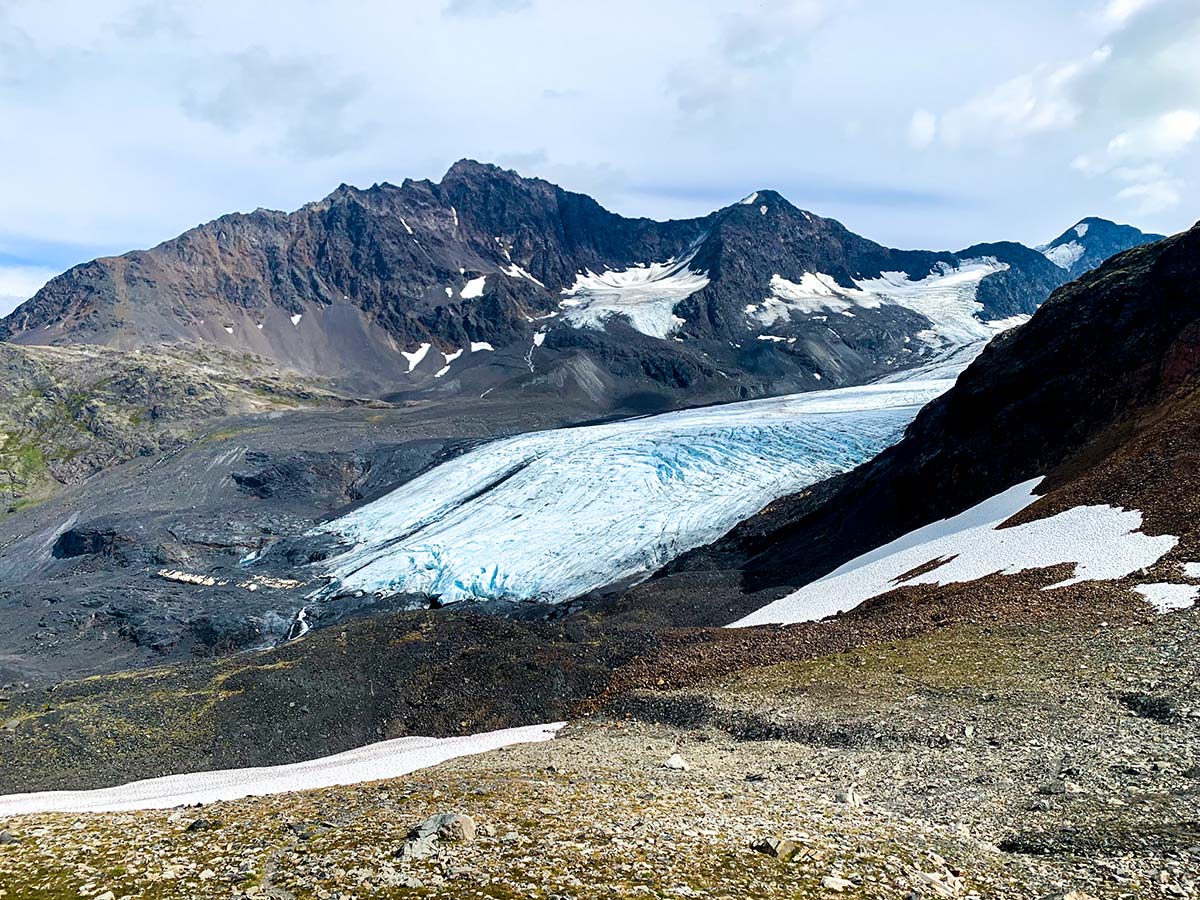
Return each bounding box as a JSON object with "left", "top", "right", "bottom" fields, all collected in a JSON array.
[{"left": 314, "top": 378, "right": 953, "bottom": 606}]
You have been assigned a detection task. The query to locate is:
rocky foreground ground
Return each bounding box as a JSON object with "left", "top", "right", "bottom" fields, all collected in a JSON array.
[{"left": 2, "top": 598, "right": 1198, "bottom": 899}]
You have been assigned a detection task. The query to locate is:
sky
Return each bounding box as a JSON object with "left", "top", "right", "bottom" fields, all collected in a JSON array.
[{"left": 1, "top": 0, "right": 1198, "bottom": 314}]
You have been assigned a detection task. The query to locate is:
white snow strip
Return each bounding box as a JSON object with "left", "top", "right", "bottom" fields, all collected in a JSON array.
[
  {"left": 461, "top": 276, "right": 488, "bottom": 299},
  {"left": 1135, "top": 583, "right": 1198, "bottom": 613},
  {"left": 741, "top": 192, "right": 759, "bottom": 205},
  {"left": 502, "top": 263, "right": 546, "bottom": 288},
  {"left": 0, "top": 723, "right": 564, "bottom": 815},
  {"left": 734, "top": 480, "right": 1178, "bottom": 627},
  {"left": 291, "top": 314, "right": 303, "bottom": 326},
  {"left": 470, "top": 341, "right": 495, "bottom": 353},
  {"left": 292, "top": 607, "right": 311, "bottom": 639},
  {"left": 1044, "top": 241, "right": 1085, "bottom": 270},
  {"left": 757, "top": 335, "right": 790, "bottom": 342},
  {"left": 754, "top": 259, "right": 1014, "bottom": 349},
  {"left": 524, "top": 331, "right": 545, "bottom": 372},
  {"left": 223, "top": 325, "right": 234, "bottom": 335},
  {"left": 401, "top": 342, "right": 432, "bottom": 373},
  {"left": 400, "top": 217, "right": 414, "bottom": 235},
  {"left": 434, "top": 348, "right": 464, "bottom": 378},
  {"left": 559, "top": 251, "right": 708, "bottom": 339},
  {"left": 316, "top": 380, "right": 953, "bottom": 605}
]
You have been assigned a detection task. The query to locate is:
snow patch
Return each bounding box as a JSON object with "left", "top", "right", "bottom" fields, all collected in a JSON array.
[
  {"left": 1135, "top": 583, "right": 1198, "bottom": 613},
  {"left": 470, "top": 341, "right": 494, "bottom": 353},
  {"left": 733, "top": 480, "right": 1178, "bottom": 627},
  {"left": 0, "top": 723, "right": 564, "bottom": 814},
  {"left": 291, "top": 314, "right": 303, "bottom": 326},
  {"left": 1075, "top": 222, "right": 1090, "bottom": 238},
  {"left": 502, "top": 264, "right": 546, "bottom": 288},
  {"left": 400, "top": 217, "right": 414, "bottom": 235},
  {"left": 741, "top": 192, "right": 759, "bottom": 205},
  {"left": 462, "top": 276, "right": 488, "bottom": 299},
  {"left": 316, "top": 380, "right": 953, "bottom": 605},
  {"left": 760, "top": 205, "right": 768, "bottom": 215},
  {"left": 401, "top": 343, "right": 432, "bottom": 373},
  {"left": 524, "top": 331, "right": 545, "bottom": 372},
  {"left": 1185, "top": 562, "right": 1200, "bottom": 578},
  {"left": 559, "top": 251, "right": 709, "bottom": 339},
  {"left": 434, "top": 348, "right": 464, "bottom": 378},
  {"left": 1045, "top": 241, "right": 1085, "bottom": 270}
]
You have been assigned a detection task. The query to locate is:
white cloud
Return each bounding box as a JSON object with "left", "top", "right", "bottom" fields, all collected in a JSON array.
[
  {"left": 1107, "top": 109, "right": 1200, "bottom": 159},
  {"left": 0, "top": 0, "right": 1195, "bottom": 270},
  {"left": 0, "top": 264, "right": 59, "bottom": 316},
  {"left": 1100, "top": 0, "right": 1159, "bottom": 28},
  {"left": 1116, "top": 178, "right": 1183, "bottom": 214},
  {"left": 907, "top": 109, "right": 937, "bottom": 149},
  {"left": 442, "top": 0, "right": 531, "bottom": 16},
  {"left": 667, "top": 0, "right": 834, "bottom": 119},
  {"left": 920, "top": 0, "right": 1198, "bottom": 226},
  {"left": 938, "top": 52, "right": 1106, "bottom": 147},
  {"left": 1072, "top": 109, "right": 1199, "bottom": 213}
]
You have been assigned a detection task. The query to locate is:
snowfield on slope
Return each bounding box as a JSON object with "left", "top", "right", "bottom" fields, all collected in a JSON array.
[
  {"left": 315, "top": 380, "right": 953, "bottom": 605},
  {"left": 0, "top": 724, "right": 564, "bottom": 814},
  {"left": 748, "top": 258, "right": 1017, "bottom": 347},
  {"left": 733, "top": 479, "right": 1180, "bottom": 627},
  {"left": 558, "top": 252, "right": 709, "bottom": 338}
]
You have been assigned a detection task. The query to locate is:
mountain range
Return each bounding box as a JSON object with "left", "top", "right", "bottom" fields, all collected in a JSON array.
[{"left": 1, "top": 160, "right": 1160, "bottom": 413}]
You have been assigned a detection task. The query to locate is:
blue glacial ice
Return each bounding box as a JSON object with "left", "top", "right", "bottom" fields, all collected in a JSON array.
[{"left": 314, "top": 377, "right": 957, "bottom": 606}]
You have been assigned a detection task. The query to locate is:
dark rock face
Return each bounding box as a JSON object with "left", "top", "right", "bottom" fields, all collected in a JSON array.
[
  {"left": 3, "top": 161, "right": 1154, "bottom": 407},
  {"left": 661, "top": 222, "right": 1200, "bottom": 594},
  {"left": 51, "top": 525, "right": 128, "bottom": 560}
]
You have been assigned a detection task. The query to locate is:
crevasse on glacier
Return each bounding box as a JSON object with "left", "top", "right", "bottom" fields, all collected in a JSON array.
[{"left": 314, "top": 379, "right": 954, "bottom": 606}]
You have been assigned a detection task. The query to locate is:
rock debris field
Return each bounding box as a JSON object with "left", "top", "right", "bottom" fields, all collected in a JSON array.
[{"left": 2, "top": 605, "right": 1199, "bottom": 899}]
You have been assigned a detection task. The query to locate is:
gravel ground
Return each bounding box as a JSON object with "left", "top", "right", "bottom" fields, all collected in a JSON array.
[{"left": 2, "top": 604, "right": 1198, "bottom": 899}]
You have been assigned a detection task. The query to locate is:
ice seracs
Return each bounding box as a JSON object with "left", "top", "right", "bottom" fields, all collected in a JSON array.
[
  {"left": 315, "top": 379, "right": 953, "bottom": 606},
  {"left": 559, "top": 251, "right": 710, "bottom": 339},
  {"left": 733, "top": 480, "right": 1179, "bottom": 627}
]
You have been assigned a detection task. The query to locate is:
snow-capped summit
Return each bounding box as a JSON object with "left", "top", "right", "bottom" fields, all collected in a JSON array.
[{"left": 1040, "top": 217, "right": 1164, "bottom": 280}]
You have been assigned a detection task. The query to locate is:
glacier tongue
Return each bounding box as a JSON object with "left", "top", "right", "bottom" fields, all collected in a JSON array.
[{"left": 315, "top": 379, "right": 953, "bottom": 605}]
